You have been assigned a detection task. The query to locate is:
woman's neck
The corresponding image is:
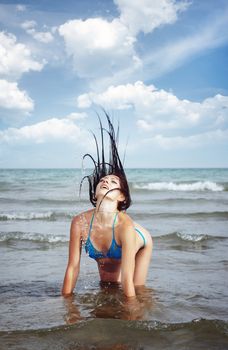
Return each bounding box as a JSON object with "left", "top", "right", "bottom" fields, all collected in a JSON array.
[
  {"left": 96, "top": 196, "right": 118, "bottom": 212},
  {"left": 94, "top": 199, "right": 118, "bottom": 226}
]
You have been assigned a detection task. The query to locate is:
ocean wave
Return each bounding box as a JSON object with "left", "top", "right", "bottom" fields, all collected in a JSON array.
[
  {"left": 0, "top": 231, "right": 68, "bottom": 244},
  {"left": 129, "top": 318, "right": 228, "bottom": 334},
  {"left": 134, "top": 181, "right": 224, "bottom": 191},
  {"left": 175, "top": 232, "right": 209, "bottom": 242},
  {"left": 172, "top": 211, "right": 228, "bottom": 220},
  {"left": 0, "top": 230, "right": 226, "bottom": 247},
  {"left": 132, "top": 211, "right": 228, "bottom": 221},
  {"left": 1, "top": 318, "right": 227, "bottom": 333},
  {"left": 155, "top": 232, "right": 227, "bottom": 243},
  {"left": 1, "top": 209, "right": 228, "bottom": 222},
  {"left": 0, "top": 318, "right": 227, "bottom": 348},
  {"left": 0, "top": 211, "right": 74, "bottom": 221},
  {"left": 0, "top": 197, "right": 88, "bottom": 205}
]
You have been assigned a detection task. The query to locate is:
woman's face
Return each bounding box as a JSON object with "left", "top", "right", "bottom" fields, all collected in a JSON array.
[{"left": 95, "top": 175, "right": 124, "bottom": 202}]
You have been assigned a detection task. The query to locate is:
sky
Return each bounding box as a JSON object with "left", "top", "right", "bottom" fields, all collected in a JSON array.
[{"left": 0, "top": 0, "right": 228, "bottom": 168}]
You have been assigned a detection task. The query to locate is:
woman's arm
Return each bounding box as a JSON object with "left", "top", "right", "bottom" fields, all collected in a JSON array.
[
  {"left": 62, "top": 215, "right": 82, "bottom": 297},
  {"left": 120, "top": 223, "right": 137, "bottom": 298}
]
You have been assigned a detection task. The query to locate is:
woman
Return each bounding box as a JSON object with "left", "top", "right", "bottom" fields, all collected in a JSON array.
[{"left": 62, "top": 113, "right": 152, "bottom": 298}]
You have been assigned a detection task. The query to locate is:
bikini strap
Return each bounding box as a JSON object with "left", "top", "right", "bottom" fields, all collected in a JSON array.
[
  {"left": 89, "top": 211, "right": 117, "bottom": 238},
  {"left": 88, "top": 212, "right": 95, "bottom": 237},
  {"left": 112, "top": 212, "right": 118, "bottom": 238}
]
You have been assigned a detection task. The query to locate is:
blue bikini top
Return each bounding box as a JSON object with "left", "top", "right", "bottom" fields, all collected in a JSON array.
[{"left": 85, "top": 212, "right": 122, "bottom": 260}]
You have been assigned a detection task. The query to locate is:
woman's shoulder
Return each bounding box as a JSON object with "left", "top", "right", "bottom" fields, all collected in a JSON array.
[
  {"left": 71, "top": 209, "right": 94, "bottom": 226},
  {"left": 118, "top": 212, "right": 151, "bottom": 237},
  {"left": 117, "top": 211, "right": 134, "bottom": 229},
  {"left": 70, "top": 209, "right": 94, "bottom": 239}
]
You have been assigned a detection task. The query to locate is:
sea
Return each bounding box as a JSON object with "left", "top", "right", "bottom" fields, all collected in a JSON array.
[{"left": 0, "top": 168, "right": 228, "bottom": 350}]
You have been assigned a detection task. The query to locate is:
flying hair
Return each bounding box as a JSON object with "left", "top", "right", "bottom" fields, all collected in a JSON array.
[{"left": 80, "top": 111, "right": 131, "bottom": 211}]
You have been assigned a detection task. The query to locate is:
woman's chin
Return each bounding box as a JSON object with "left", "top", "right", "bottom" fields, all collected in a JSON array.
[
  {"left": 96, "top": 194, "right": 117, "bottom": 203},
  {"left": 96, "top": 189, "right": 108, "bottom": 197}
]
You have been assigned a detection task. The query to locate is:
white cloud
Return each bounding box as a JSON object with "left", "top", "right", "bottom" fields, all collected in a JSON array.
[
  {"left": 77, "top": 81, "right": 153, "bottom": 109},
  {"left": 16, "top": 4, "right": 26, "bottom": 12},
  {"left": 28, "top": 29, "right": 54, "bottom": 43},
  {"left": 58, "top": 17, "right": 140, "bottom": 78},
  {"left": 58, "top": 1, "right": 189, "bottom": 80},
  {"left": 77, "top": 81, "right": 228, "bottom": 139},
  {"left": 115, "top": 0, "right": 189, "bottom": 35},
  {"left": 21, "top": 20, "right": 37, "bottom": 30},
  {"left": 0, "top": 31, "right": 44, "bottom": 79},
  {"left": 0, "top": 79, "right": 34, "bottom": 115},
  {"left": 136, "top": 92, "right": 228, "bottom": 135},
  {"left": 89, "top": 6, "right": 228, "bottom": 89},
  {"left": 21, "top": 20, "right": 54, "bottom": 43},
  {"left": 145, "top": 129, "right": 228, "bottom": 149},
  {"left": 0, "top": 117, "right": 89, "bottom": 144},
  {"left": 65, "top": 112, "right": 87, "bottom": 121}
]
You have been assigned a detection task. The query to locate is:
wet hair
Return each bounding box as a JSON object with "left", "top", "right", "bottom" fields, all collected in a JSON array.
[{"left": 80, "top": 111, "right": 131, "bottom": 211}]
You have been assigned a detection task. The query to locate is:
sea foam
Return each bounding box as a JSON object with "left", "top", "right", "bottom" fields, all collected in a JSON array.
[
  {"left": 0, "top": 231, "right": 68, "bottom": 243},
  {"left": 134, "top": 181, "right": 224, "bottom": 191},
  {"left": 0, "top": 211, "right": 74, "bottom": 221}
]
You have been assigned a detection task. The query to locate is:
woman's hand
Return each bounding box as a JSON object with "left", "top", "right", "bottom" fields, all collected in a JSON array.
[{"left": 122, "top": 296, "right": 144, "bottom": 320}]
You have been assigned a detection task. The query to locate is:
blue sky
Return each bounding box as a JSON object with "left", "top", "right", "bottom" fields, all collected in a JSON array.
[{"left": 0, "top": 0, "right": 227, "bottom": 168}]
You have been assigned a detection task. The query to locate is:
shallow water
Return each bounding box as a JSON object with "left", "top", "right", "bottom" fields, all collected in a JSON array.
[
  {"left": 1, "top": 318, "right": 228, "bottom": 350},
  {"left": 0, "top": 168, "right": 228, "bottom": 349}
]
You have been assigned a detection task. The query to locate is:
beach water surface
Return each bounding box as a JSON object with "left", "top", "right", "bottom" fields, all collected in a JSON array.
[{"left": 0, "top": 168, "right": 228, "bottom": 349}]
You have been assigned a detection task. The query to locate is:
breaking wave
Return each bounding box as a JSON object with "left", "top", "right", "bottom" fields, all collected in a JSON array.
[
  {"left": 0, "top": 231, "right": 68, "bottom": 244},
  {"left": 0, "top": 318, "right": 227, "bottom": 350},
  {"left": 133, "top": 181, "right": 224, "bottom": 191},
  {"left": 0, "top": 211, "right": 74, "bottom": 221},
  {"left": 0, "top": 230, "right": 226, "bottom": 247}
]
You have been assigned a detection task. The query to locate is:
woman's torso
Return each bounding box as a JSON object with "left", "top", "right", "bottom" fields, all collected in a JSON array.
[{"left": 80, "top": 209, "right": 149, "bottom": 282}]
